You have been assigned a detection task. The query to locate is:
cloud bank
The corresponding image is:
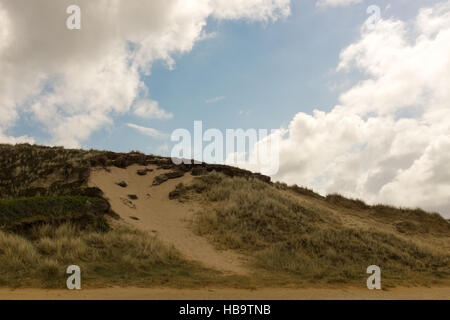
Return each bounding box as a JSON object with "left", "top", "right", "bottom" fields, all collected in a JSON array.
[
  {"left": 267, "top": 1, "right": 450, "bottom": 217},
  {"left": 0, "top": 0, "right": 291, "bottom": 147}
]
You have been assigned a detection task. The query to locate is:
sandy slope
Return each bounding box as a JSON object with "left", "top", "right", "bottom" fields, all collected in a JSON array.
[
  {"left": 81, "top": 165, "right": 450, "bottom": 301},
  {"left": 1, "top": 287, "right": 449, "bottom": 300},
  {"left": 88, "top": 165, "right": 248, "bottom": 275}
]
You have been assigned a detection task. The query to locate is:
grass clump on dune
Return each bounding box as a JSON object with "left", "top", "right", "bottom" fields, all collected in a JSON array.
[
  {"left": 325, "top": 194, "right": 450, "bottom": 235},
  {"left": 171, "top": 173, "right": 450, "bottom": 287},
  {"left": 0, "top": 222, "right": 214, "bottom": 289}
]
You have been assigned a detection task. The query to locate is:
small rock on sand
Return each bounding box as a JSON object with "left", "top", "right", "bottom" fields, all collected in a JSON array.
[
  {"left": 116, "top": 181, "right": 128, "bottom": 188},
  {"left": 121, "top": 197, "right": 136, "bottom": 209}
]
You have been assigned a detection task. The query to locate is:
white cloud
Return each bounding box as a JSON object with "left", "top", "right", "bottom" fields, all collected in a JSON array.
[
  {"left": 211, "top": 0, "right": 291, "bottom": 21},
  {"left": 126, "top": 123, "right": 168, "bottom": 139},
  {"left": 0, "top": 5, "right": 12, "bottom": 53},
  {"left": 416, "top": 1, "right": 450, "bottom": 37},
  {"left": 0, "top": 133, "right": 35, "bottom": 145},
  {"left": 133, "top": 99, "right": 173, "bottom": 120},
  {"left": 0, "top": 0, "right": 291, "bottom": 148},
  {"left": 205, "top": 96, "right": 225, "bottom": 104},
  {"left": 316, "top": 0, "right": 363, "bottom": 8},
  {"left": 245, "top": 1, "right": 450, "bottom": 217}
]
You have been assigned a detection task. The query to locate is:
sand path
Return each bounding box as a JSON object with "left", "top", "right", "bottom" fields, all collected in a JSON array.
[
  {"left": 88, "top": 165, "right": 248, "bottom": 275},
  {"left": 1, "top": 286, "right": 449, "bottom": 300}
]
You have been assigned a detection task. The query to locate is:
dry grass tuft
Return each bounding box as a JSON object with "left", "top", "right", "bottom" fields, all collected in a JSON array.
[{"left": 0, "top": 223, "right": 215, "bottom": 288}]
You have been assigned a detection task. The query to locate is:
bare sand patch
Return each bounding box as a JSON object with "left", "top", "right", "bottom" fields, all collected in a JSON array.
[{"left": 88, "top": 165, "right": 248, "bottom": 275}]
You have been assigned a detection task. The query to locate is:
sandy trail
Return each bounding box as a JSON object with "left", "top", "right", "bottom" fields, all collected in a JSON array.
[
  {"left": 88, "top": 165, "right": 248, "bottom": 275},
  {"left": 1, "top": 287, "right": 449, "bottom": 300}
]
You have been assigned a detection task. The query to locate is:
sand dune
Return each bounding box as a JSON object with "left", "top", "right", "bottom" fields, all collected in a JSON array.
[{"left": 89, "top": 165, "right": 248, "bottom": 275}]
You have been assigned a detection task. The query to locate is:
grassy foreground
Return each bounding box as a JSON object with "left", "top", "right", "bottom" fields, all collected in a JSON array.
[{"left": 0, "top": 222, "right": 221, "bottom": 289}]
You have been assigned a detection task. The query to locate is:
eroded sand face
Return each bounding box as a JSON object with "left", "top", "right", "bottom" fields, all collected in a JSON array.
[{"left": 88, "top": 165, "right": 248, "bottom": 275}]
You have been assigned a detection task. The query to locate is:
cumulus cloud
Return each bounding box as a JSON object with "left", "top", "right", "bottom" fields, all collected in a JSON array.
[
  {"left": 247, "top": 1, "right": 450, "bottom": 217},
  {"left": 316, "top": 0, "right": 363, "bottom": 8},
  {"left": 0, "top": 0, "right": 291, "bottom": 147}
]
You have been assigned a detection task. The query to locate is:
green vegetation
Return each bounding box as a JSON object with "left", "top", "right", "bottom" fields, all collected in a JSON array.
[
  {"left": 171, "top": 173, "right": 450, "bottom": 287},
  {"left": 0, "top": 196, "right": 110, "bottom": 232}
]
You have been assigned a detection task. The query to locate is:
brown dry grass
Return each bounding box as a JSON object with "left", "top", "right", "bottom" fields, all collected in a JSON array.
[
  {"left": 0, "top": 222, "right": 218, "bottom": 289},
  {"left": 171, "top": 173, "right": 450, "bottom": 287}
]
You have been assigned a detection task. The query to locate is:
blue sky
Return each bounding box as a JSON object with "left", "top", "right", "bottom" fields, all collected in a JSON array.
[
  {"left": 89, "top": 1, "right": 344, "bottom": 153},
  {"left": 3, "top": 0, "right": 449, "bottom": 214},
  {"left": 7, "top": 0, "right": 442, "bottom": 154},
  {"left": 82, "top": 0, "right": 442, "bottom": 155},
  {"left": 83, "top": 0, "right": 367, "bottom": 153}
]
